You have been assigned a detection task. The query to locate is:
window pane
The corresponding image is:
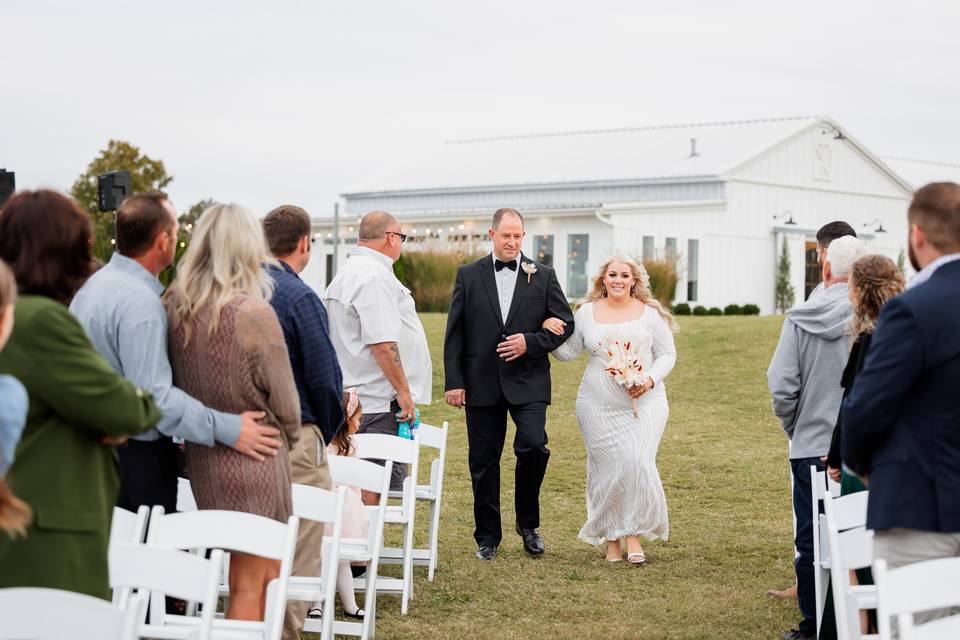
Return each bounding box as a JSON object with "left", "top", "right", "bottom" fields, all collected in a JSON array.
[
  {"left": 665, "top": 237, "right": 677, "bottom": 259},
  {"left": 567, "top": 234, "right": 590, "bottom": 298},
  {"left": 642, "top": 236, "right": 654, "bottom": 261},
  {"left": 687, "top": 239, "right": 699, "bottom": 301},
  {"left": 534, "top": 235, "right": 554, "bottom": 267}
]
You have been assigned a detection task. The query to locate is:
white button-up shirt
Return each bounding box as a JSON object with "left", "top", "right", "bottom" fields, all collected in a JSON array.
[
  {"left": 907, "top": 252, "right": 960, "bottom": 290},
  {"left": 324, "top": 246, "right": 432, "bottom": 414},
  {"left": 492, "top": 252, "right": 520, "bottom": 322}
]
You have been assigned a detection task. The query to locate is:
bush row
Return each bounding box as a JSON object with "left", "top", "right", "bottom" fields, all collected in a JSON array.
[{"left": 671, "top": 303, "right": 760, "bottom": 316}]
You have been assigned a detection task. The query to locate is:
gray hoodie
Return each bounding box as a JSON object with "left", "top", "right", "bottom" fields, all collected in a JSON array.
[{"left": 767, "top": 282, "right": 853, "bottom": 460}]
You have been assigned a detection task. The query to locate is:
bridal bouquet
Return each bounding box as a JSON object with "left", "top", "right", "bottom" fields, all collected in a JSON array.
[{"left": 601, "top": 338, "right": 646, "bottom": 418}]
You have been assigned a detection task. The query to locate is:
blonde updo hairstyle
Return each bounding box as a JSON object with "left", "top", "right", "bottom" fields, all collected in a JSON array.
[
  {"left": 848, "top": 255, "right": 905, "bottom": 339},
  {"left": 585, "top": 255, "right": 678, "bottom": 331}
]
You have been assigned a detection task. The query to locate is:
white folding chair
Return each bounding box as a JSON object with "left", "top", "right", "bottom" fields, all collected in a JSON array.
[
  {"left": 175, "top": 477, "right": 232, "bottom": 614},
  {"left": 109, "top": 543, "right": 223, "bottom": 640},
  {"left": 353, "top": 432, "right": 420, "bottom": 614},
  {"left": 302, "top": 456, "right": 392, "bottom": 640},
  {"left": 109, "top": 505, "right": 151, "bottom": 606},
  {"left": 176, "top": 477, "right": 198, "bottom": 513},
  {"left": 145, "top": 506, "right": 299, "bottom": 640},
  {"left": 823, "top": 490, "right": 876, "bottom": 640},
  {"left": 812, "top": 465, "right": 842, "bottom": 634},
  {"left": 0, "top": 587, "right": 145, "bottom": 640},
  {"left": 387, "top": 421, "right": 449, "bottom": 581},
  {"left": 875, "top": 557, "right": 960, "bottom": 640},
  {"left": 285, "top": 484, "right": 347, "bottom": 640}
]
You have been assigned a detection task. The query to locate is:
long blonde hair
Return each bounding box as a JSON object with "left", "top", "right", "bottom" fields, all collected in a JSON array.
[
  {"left": 165, "top": 203, "right": 276, "bottom": 344},
  {"left": 586, "top": 255, "right": 678, "bottom": 331},
  {"left": 848, "top": 255, "right": 904, "bottom": 339}
]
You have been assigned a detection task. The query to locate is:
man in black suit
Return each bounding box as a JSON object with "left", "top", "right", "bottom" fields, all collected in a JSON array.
[
  {"left": 444, "top": 208, "right": 574, "bottom": 560},
  {"left": 843, "top": 182, "right": 960, "bottom": 624}
]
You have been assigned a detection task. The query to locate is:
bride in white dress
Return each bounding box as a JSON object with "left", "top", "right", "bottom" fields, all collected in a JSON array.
[{"left": 546, "top": 256, "right": 677, "bottom": 564}]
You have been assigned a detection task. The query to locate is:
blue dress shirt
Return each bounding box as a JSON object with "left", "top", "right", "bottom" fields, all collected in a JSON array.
[
  {"left": 0, "top": 374, "right": 27, "bottom": 475},
  {"left": 70, "top": 253, "right": 241, "bottom": 445},
  {"left": 267, "top": 261, "right": 344, "bottom": 443}
]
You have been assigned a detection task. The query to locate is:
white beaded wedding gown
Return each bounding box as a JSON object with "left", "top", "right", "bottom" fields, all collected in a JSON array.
[{"left": 553, "top": 301, "right": 677, "bottom": 545}]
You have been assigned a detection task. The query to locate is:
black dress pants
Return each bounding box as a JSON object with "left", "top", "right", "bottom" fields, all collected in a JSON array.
[
  {"left": 116, "top": 437, "right": 180, "bottom": 514},
  {"left": 465, "top": 397, "right": 550, "bottom": 547}
]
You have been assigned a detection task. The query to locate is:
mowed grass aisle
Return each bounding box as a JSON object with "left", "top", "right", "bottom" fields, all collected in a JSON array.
[{"left": 307, "top": 314, "right": 800, "bottom": 639}]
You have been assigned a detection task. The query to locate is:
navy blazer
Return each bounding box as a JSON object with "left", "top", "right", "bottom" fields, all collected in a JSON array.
[
  {"left": 842, "top": 259, "right": 960, "bottom": 532},
  {"left": 443, "top": 254, "right": 574, "bottom": 407}
]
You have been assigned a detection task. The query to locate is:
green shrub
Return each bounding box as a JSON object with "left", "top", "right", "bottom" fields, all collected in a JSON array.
[
  {"left": 394, "top": 250, "right": 483, "bottom": 312},
  {"left": 742, "top": 304, "right": 761, "bottom": 316},
  {"left": 642, "top": 257, "right": 679, "bottom": 307},
  {"left": 672, "top": 303, "right": 691, "bottom": 315},
  {"left": 708, "top": 307, "right": 723, "bottom": 316},
  {"left": 692, "top": 305, "right": 708, "bottom": 316},
  {"left": 723, "top": 304, "right": 742, "bottom": 316}
]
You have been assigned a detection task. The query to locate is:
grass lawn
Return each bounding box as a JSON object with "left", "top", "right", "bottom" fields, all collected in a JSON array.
[{"left": 307, "top": 314, "right": 800, "bottom": 640}]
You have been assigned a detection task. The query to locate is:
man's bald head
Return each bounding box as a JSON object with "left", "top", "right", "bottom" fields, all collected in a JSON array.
[{"left": 358, "top": 211, "right": 399, "bottom": 240}]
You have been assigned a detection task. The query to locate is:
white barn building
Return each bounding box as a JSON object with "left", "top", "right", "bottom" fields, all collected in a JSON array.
[{"left": 306, "top": 116, "right": 925, "bottom": 314}]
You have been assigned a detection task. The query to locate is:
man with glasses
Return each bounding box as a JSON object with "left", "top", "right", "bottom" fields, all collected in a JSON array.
[{"left": 324, "top": 211, "right": 431, "bottom": 498}]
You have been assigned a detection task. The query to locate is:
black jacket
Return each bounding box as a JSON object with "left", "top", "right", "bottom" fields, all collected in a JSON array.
[
  {"left": 443, "top": 254, "right": 574, "bottom": 407},
  {"left": 826, "top": 332, "right": 872, "bottom": 470},
  {"left": 842, "top": 260, "right": 960, "bottom": 532}
]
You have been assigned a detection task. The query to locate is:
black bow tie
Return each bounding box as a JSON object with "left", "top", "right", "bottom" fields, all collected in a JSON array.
[{"left": 495, "top": 259, "right": 517, "bottom": 272}]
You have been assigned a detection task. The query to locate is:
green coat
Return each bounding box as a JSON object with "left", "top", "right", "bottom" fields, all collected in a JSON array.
[{"left": 0, "top": 295, "right": 161, "bottom": 599}]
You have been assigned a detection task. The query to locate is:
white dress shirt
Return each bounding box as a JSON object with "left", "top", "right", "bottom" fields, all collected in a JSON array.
[
  {"left": 324, "top": 246, "right": 433, "bottom": 413},
  {"left": 492, "top": 252, "right": 520, "bottom": 322},
  {"left": 906, "top": 252, "right": 960, "bottom": 290}
]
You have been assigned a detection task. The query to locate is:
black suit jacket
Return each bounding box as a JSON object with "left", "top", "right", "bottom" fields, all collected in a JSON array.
[
  {"left": 443, "top": 254, "right": 575, "bottom": 407},
  {"left": 842, "top": 259, "right": 960, "bottom": 532}
]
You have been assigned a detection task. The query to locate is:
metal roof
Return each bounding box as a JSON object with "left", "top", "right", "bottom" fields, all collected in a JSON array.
[
  {"left": 879, "top": 156, "right": 960, "bottom": 190},
  {"left": 341, "top": 115, "right": 824, "bottom": 196}
]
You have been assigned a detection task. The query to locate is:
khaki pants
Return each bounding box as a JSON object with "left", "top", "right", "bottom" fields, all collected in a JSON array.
[
  {"left": 874, "top": 528, "right": 960, "bottom": 634},
  {"left": 282, "top": 425, "right": 332, "bottom": 640}
]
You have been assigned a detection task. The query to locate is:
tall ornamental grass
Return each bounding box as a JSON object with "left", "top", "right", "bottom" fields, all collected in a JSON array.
[
  {"left": 395, "top": 250, "right": 483, "bottom": 312},
  {"left": 642, "top": 256, "right": 680, "bottom": 307}
]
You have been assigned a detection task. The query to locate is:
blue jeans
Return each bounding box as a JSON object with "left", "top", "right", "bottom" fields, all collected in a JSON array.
[{"left": 791, "top": 457, "right": 824, "bottom": 638}]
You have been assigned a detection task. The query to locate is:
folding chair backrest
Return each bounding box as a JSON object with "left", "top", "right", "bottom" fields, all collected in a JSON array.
[
  {"left": 109, "top": 543, "right": 222, "bottom": 637},
  {"left": 824, "top": 490, "right": 869, "bottom": 532},
  {"left": 352, "top": 432, "right": 419, "bottom": 465},
  {"left": 418, "top": 422, "right": 448, "bottom": 487},
  {"left": 875, "top": 557, "right": 960, "bottom": 640},
  {"left": 110, "top": 505, "right": 149, "bottom": 547},
  {"left": 147, "top": 507, "right": 295, "bottom": 560},
  {"left": 177, "top": 477, "right": 198, "bottom": 512},
  {"left": 329, "top": 455, "right": 393, "bottom": 494},
  {"left": 0, "top": 587, "right": 145, "bottom": 640},
  {"left": 291, "top": 484, "right": 345, "bottom": 525},
  {"left": 416, "top": 422, "right": 447, "bottom": 450}
]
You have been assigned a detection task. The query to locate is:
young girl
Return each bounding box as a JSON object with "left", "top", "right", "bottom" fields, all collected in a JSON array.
[
  {"left": 0, "top": 259, "right": 31, "bottom": 537},
  {"left": 309, "top": 388, "right": 369, "bottom": 620}
]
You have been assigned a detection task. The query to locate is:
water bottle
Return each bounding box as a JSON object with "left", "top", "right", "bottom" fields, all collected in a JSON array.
[{"left": 396, "top": 407, "right": 421, "bottom": 440}]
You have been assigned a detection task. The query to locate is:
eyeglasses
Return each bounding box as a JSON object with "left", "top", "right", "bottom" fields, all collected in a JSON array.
[{"left": 386, "top": 231, "right": 408, "bottom": 243}]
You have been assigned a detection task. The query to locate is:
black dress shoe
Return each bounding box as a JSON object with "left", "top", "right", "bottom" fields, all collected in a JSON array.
[
  {"left": 516, "top": 524, "right": 545, "bottom": 556},
  {"left": 476, "top": 545, "right": 497, "bottom": 560}
]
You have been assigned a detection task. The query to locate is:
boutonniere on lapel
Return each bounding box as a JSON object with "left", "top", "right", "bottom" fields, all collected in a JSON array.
[{"left": 521, "top": 261, "right": 538, "bottom": 283}]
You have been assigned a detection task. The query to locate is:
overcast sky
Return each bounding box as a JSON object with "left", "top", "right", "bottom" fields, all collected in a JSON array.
[{"left": 3, "top": 0, "right": 958, "bottom": 218}]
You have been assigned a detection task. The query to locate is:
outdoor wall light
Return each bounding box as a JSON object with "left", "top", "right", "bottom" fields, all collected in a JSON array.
[
  {"left": 863, "top": 218, "right": 886, "bottom": 233},
  {"left": 773, "top": 210, "right": 797, "bottom": 225}
]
